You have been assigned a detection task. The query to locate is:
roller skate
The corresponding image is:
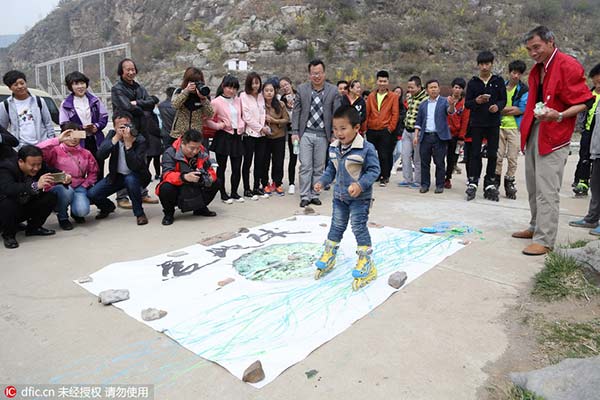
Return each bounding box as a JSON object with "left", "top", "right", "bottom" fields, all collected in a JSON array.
[
  {"left": 573, "top": 180, "right": 589, "bottom": 197},
  {"left": 465, "top": 183, "right": 477, "bottom": 201},
  {"left": 494, "top": 174, "right": 501, "bottom": 190},
  {"left": 484, "top": 184, "right": 500, "bottom": 202},
  {"left": 314, "top": 240, "right": 339, "bottom": 279},
  {"left": 351, "top": 246, "right": 377, "bottom": 291},
  {"left": 504, "top": 176, "right": 517, "bottom": 200}
]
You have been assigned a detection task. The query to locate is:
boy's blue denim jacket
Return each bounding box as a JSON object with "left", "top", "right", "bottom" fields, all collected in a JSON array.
[{"left": 319, "top": 133, "right": 380, "bottom": 201}]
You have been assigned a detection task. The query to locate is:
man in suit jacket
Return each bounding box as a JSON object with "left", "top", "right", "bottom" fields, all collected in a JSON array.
[
  {"left": 291, "top": 59, "right": 340, "bottom": 207},
  {"left": 414, "top": 79, "right": 456, "bottom": 193}
]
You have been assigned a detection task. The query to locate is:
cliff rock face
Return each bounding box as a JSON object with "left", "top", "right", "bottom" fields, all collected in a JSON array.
[{"left": 2, "top": 0, "right": 598, "bottom": 95}]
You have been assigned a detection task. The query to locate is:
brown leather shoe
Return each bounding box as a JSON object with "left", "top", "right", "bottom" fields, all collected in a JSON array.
[
  {"left": 142, "top": 195, "right": 159, "bottom": 204},
  {"left": 117, "top": 199, "right": 133, "bottom": 209},
  {"left": 512, "top": 229, "right": 534, "bottom": 239},
  {"left": 522, "top": 243, "right": 551, "bottom": 256},
  {"left": 136, "top": 214, "right": 148, "bottom": 225}
]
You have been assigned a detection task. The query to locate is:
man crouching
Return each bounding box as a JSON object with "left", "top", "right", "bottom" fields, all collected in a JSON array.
[{"left": 157, "top": 129, "right": 220, "bottom": 225}]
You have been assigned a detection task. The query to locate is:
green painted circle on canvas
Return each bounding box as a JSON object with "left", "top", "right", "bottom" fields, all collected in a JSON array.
[{"left": 233, "top": 243, "right": 328, "bottom": 281}]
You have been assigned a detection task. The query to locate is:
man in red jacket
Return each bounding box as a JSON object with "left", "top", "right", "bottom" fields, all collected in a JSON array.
[
  {"left": 512, "top": 26, "right": 595, "bottom": 255},
  {"left": 156, "top": 129, "right": 220, "bottom": 225}
]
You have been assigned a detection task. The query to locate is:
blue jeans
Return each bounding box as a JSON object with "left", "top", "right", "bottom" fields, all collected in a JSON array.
[
  {"left": 88, "top": 174, "right": 145, "bottom": 217},
  {"left": 327, "top": 198, "right": 372, "bottom": 246},
  {"left": 50, "top": 185, "right": 91, "bottom": 221},
  {"left": 392, "top": 140, "right": 403, "bottom": 165}
]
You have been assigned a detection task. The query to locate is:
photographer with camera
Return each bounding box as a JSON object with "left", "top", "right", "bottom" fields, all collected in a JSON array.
[
  {"left": 156, "top": 129, "right": 220, "bottom": 225},
  {"left": 87, "top": 111, "right": 152, "bottom": 226},
  {"left": 170, "top": 67, "right": 215, "bottom": 148}
]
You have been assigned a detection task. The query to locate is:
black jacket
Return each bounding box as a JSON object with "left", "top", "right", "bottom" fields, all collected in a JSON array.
[
  {"left": 97, "top": 130, "right": 151, "bottom": 187},
  {"left": 0, "top": 153, "right": 57, "bottom": 203},
  {"left": 0, "top": 126, "right": 19, "bottom": 160},
  {"left": 158, "top": 99, "right": 176, "bottom": 135},
  {"left": 110, "top": 78, "right": 158, "bottom": 132},
  {"left": 465, "top": 75, "right": 507, "bottom": 127}
]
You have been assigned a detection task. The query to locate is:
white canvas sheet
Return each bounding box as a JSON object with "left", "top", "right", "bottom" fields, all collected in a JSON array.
[{"left": 77, "top": 216, "right": 464, "bottom": 387}]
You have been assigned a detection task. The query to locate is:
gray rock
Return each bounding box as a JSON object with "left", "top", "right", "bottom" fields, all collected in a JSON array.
[
  {"left": 258, "top": 40, "right": 275, "bottom": 52},
  {"left": 510, "top": 356, "right": 600, "bottom": 400},
  {"left": 238, "top": 227, "right": 250, "bottom": 233},
  {"left": 556, "top": 241, "right": 600, "bottom": 275},
  {"left": 287, "top": 39, "right": 306, "bottom": 52},
  {"left": 167, "top": 251, "right": 188, "bottom": 257},
  {"left": 76, "top": 276, "right": 93, "bottom": 284},
  {"left": 388, "top": 272, "right": 408, "bottom": 289},
  {"left": 141, "top": 308, "right": 167, "bottom": 321},
  {"left": 223, "top": 39, "right": 249, "bottom": 53},
  {"left": 304, "top": 206, "right": 315, "bottom": 215},
  {"left": 196, "top": 42, "right": 210, "bottom": 52},
  {"left": 242, "top": 360, "right": 265, "bottom": 383},
  {"left": 98, "top": 289, "right": 130, "bottom": 305},
  {"left": 199, "top": 232, "right": 240, "bottom": 246}
]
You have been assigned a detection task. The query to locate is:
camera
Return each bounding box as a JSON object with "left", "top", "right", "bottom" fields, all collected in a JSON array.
[{"left": 194, "top": 81, "right": 211, "bottom": 97}]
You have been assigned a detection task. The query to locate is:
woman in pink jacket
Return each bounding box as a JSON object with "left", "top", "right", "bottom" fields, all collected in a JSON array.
[
  {"left": 38, "top": 123, "right": 99, "bottom": 230},
  {"left": 240, "top": 72, "right": 269, "bottom": 199},
  {"left": 206, "top": 75, "right": 245, "bottom": 204}
]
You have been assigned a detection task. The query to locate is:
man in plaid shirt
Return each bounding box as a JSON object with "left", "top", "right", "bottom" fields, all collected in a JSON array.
[
  {"left": 291, "top": 59, "right": 341, "bottom": 207},
  {"left": 399, "top": 76, "right": 428, "bottom": 188}
]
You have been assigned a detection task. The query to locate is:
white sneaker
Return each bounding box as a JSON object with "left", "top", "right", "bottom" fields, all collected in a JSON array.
[
  {"left": 251, "top": 194, "right": 259, "bottom": 201},
  {"left": 222, "top": 198, "right": 233, "bottom": 204},
  {"left": 235, "top": 197, "right": 245, "bottom": 203},
  {"left": 288, "top": 184, "right": 295, "bottom": 194}
]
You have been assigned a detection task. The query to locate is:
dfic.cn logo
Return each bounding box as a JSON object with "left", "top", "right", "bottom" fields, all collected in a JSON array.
[{"left": 4, "top": 386, "right": 17, "bottom": 398}]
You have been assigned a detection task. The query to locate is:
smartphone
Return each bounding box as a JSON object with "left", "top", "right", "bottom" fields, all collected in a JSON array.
[
  {"left": 50, "top": 172, "right": 66, "bottom": 183},
  {"left": 71, "top": 130, "right": 87, "bottom": 139},
  {"left": 482, "top": 94, "right": 491, "bottom": 99}
]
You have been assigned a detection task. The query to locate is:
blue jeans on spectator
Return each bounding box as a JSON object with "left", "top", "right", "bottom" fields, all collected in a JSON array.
[
  {"left": 327, "top": 198, "right": 372, "bottom": 246},
  {"left": 392, "top": 139, "right": 403, "bottom": 165},
  {"left": 50, "top": 185, "right": 91, "bottom": 221},
  {"left": 88, "top": 173, "right": 145, "bottom": 217}
]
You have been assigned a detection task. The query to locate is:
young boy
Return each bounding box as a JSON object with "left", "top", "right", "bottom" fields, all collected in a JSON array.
[
  {"left": 464, "top": 51, "right": 507, "bottom": 201},
  {"left": 496, "top": 60, "right": 529, "bottom": 200},
  {"left": 313, "top": 105, "right": 381, "bottom": 290}
]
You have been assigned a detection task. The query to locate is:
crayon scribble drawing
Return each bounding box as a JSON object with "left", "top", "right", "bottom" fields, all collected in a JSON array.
[{"left": 76, "top": 216, "right": 465, "bottom": 388}]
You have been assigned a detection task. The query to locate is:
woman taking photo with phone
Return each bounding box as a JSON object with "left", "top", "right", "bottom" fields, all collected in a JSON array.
[{"left": 38, "top": 122, "right": 99, "bottom": 230}]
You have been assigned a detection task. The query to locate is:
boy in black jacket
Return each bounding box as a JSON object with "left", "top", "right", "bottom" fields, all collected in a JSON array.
[{"left": 464, "top": 51, "right": 507, "bottom": 201}]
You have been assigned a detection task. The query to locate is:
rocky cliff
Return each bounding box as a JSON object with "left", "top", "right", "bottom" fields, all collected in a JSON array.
[{"left": 2, "top": 0, "right": 598, "bottom": 95}]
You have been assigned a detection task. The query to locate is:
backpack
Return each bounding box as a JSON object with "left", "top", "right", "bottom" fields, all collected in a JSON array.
[{"left": 3, "top": 95, "right": 43, "bottom": 114}]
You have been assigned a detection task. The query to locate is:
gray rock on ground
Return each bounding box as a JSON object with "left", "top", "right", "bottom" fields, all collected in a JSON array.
[
  {"left": 242, "top": 360, "right": 265, "bottom": 383},
  {"left": 76, "top": 276, "right": 93, "bottom": 284},
  {"left": 556, "top": 241, "right": 600, "bottom": 275},
  {"left": 141, "top": 308, "right": 167, "bottom": 321},
  {"left": 388, "top": 271, "right": 408, "bottom": 289},
  {"left": 510, "top": 356, "right": 600, "bottom": 400},
  {"left": 199, "top": 232, "right": 240, "bottom": 246},
  {"left": 98, "top": 289, "right": 130, "bottom": 305},
  {"left": 167, "top": 251, "right": 188, "bottom": 257}
]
